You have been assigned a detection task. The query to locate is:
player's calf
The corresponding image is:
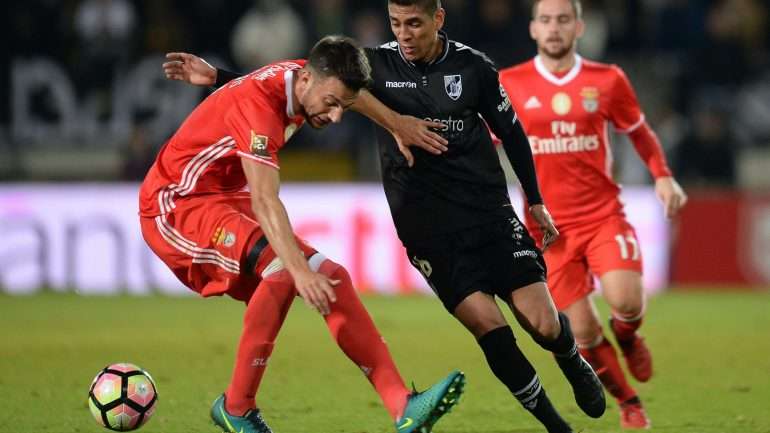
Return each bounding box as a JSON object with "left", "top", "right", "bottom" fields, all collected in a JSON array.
[
  {"left": 535, "top": 313, "right": 606, "bottom": 418},
  {"left": 479, "top": 326, "right": 574, "bottom": 432}
]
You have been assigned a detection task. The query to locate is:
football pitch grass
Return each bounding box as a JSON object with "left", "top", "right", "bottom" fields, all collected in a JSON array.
[{"left": 1, "top": 290, "right": 769, "bottom": 433}]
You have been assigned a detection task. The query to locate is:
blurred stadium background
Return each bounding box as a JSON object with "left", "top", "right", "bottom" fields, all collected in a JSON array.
[
  {"left": 4, "top": 0, "right": 770, "bottom": 292},
  {"left": 2, "top": 1, "right": 770, "bottom": 432}
]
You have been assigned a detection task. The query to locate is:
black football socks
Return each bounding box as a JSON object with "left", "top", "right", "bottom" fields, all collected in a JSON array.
[{"left": 478, "top": 326, "right": 573, "bottom": 433}]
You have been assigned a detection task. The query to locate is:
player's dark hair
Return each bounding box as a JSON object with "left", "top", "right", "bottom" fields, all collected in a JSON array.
[
  {"left": 531, "top": 0, "right": 583, "bottom": 20},
  {"left": 307, "top": 35, "right": 371, "bottom": 92},
  {"left": 388, "top": 0, "right": 442, "bottom": 16}
]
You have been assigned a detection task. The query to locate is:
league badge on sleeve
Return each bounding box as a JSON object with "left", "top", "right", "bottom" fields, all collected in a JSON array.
[
  {"left": 250, "top": 131, "right": 271, "bottom": 159},
  {"left": 444, "top": 75, "right": 463, "bottom": 101}
]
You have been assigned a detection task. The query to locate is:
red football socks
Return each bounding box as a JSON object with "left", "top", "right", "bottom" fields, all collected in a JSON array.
[
  {"left": 610, "top": 312, "right": 643, "bottom": 342},
  {"left": 226, "top": 260, "right": 409, "bottom": 420},
  {"left": 318, "top": 260, "right": 409, "bottom": 420},
  {"left": 225, "top": 276, "right": 295, "bottom": 416},
  {"left": 579, "top": 336, "right": 637, "bottom": 403}
]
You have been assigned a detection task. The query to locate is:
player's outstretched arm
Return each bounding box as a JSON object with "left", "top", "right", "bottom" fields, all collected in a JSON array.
[
  {"left": 352, "top": 90, "right": 448, "bottom": 167},
  {"left": 162, "top": 52, "right": 219, "bottom": 86},
  {"left": 241, "top": 158, "right": 338, "bottom": 315}
]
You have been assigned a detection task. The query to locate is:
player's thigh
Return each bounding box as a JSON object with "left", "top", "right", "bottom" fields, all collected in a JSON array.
[
  {"left": 586, "top": 216, "right": 644, "bottom": 314},
  {"left": 480, "top": 218, "right": 548, "bottom": 300},
  {"left": 453, "top": 292, "right": 508, "bottom": 338},
  {"left": 561, "top": 295, "right": 603, "bottom": 344},
  {"left": 506, "top": 281, "right": 560, "bottom": 340},
  {"left": 546, "top": 255, "right": 594, "bottom": 312},
  {"left": 405, "top": 234, "right": 487, "bottom": 314},
  {"left": 599, "top": 270, "right": 644, "bottom": 316},
  {"left": 151, "top": 195, "right": 264, "bottom": 300},
  {"left": 586, "top": 216, "right": 643, "bottom": 276}
]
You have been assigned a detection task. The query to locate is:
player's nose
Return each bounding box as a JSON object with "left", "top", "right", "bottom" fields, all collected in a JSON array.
[{"left": 329, "top": 108, "right": 343, "bottom": 124}]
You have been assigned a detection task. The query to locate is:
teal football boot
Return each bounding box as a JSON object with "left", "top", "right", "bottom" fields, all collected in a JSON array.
[
  {"left": 210, "top": 394, "right": 273, "bottom": 433},
  {"left": 395, "top": 370, "right": 466, "bottom": 433}
]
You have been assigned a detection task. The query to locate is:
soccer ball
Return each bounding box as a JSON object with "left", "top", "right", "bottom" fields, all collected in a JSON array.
[{"left": 88, "top": 363, "right": 158, "bottom": 431}]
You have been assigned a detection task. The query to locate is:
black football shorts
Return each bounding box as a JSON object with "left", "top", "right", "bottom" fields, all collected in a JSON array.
[{"left": 405, "top": 217, "right": 547, "bottom": 312}]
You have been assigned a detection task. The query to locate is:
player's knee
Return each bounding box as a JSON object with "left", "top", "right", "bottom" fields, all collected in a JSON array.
[
  {"left": 455, "top": 311, "right": 507, "bottom": 338},
  {"left": 571, "top": 319, "right": 603, "bottom": 346},
  {"left": 310, "top": 254, "right": 355, "bottom": 295},
  {"left": 520, "top": 305, "right": 561, "bottom": 341},
  {"left": 309, "top": 253, "right": 341, "bottom": 277},
  {"left": 467, "top": 317, "right": 508, "bottom": 338},
  {"left": 532, "top": 313, "right": 561, "bottom": 341},
  {"left": 611, "top": 297, "right": 644, "bottom": 318}
]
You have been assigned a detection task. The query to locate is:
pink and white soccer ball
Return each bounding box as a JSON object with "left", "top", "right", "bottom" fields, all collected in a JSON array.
[{"left": 88, "top": 363, "right": 158, "bottom": 431}]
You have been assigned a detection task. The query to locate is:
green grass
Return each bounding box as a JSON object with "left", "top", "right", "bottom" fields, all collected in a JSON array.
[{"left": 1, "top": 291, "right": 770, "bottom": 433}]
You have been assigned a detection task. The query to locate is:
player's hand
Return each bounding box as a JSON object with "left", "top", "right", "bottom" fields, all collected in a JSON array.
[
  {"left": 529, "top": 204, "right": 559, "bottom": 250},
  {"left": 391, "top": 115, "right": 449, "bottom": 167},
  {"left": 655, "top": 176, "right": 687, "bottom": 219},
  {"left": 292, "top": 269, "right": 339, "bottom": 315},
  {"left": 162, "top": 52, "right": 218, "bottom": 87}
]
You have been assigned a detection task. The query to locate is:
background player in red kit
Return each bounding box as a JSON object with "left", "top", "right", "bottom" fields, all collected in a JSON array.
[
  {"left": 140, "top": 36, "right": 464, "bottom": 433},
  {"left": 500, "top": 0, "right": 687, "bottom": 429}
]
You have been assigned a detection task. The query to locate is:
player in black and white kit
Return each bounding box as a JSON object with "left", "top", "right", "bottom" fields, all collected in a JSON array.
[{"left": 162, "top": 2, "right": 605, "bottom": 431}]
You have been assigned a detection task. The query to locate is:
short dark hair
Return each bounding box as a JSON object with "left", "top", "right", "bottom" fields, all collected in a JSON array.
[
  {"left": 307, "top": 36, "right": 371, "bottom": 92},
  {"left": 531, "top": 0, "right": 582, "bottom": 20},
  {"left": 388, "top": 0, "right": 442, "bottom": 16}
]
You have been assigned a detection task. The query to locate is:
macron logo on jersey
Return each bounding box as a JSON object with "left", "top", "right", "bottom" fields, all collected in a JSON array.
[
  {"left": 524, "top": 96, "right": 542, "bottom": 110},
  {"left": 386, "top": 81, "right": 417, "bottom": 89}
]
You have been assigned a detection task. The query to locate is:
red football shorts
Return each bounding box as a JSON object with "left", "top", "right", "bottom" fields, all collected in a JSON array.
[
  {"left": 140, "top": 192, "right": 316, "bottom": 302},
  {"left": 544, "top": 215, "right": 643, "bottom": 310}
]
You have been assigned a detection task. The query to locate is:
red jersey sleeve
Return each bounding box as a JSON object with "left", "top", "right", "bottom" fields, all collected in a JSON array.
[
  {"left": 608, "top": 66, "right": 645, "bottom": 134},
  {"left": 224, "top": 98, "right": 283, "bottom": 170},
  {"left": 609, "top": 66, "right": 672, "bottom": 178}
]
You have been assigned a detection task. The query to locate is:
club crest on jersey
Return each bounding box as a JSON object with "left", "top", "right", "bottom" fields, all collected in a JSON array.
[
  {"left": 284, "top": 124, "right": 298, "bottom": 141},
  {"left": 212, "top": 227, "right": 236, "bottom": 247},
  {"left": 551, "top": 92, "right": 572, "bottom": 116},
  {"left": 250, "top": 131, "right": 271, "bottom": 159},
  {"left": 580, "top": 87, "right": 600, "bottom": 113},
  {"left": 444, "top": 75, "right": 462, "bottom": 100}
]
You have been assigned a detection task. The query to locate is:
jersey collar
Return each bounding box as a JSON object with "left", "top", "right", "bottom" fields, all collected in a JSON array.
[
  {"left": 534, "top": 54, "right": 583, "bottom": 86},
  {"left": 284, "top": 69, "right": 296, "bottom": 117},
  {"left": 397, "top": 30, "right": 451, "bottom": 67}
]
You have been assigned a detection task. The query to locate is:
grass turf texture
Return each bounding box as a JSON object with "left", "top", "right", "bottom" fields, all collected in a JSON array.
[{"left": 1, "top": 291, "right": 769, "bottom": 433}]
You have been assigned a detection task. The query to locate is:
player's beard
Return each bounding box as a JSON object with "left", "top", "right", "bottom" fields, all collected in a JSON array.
[
  {"left": 539, "top": 38, "right": 575, "bottom": 61},
  {"left": 304, "top": 111, "right": 330, "bottom": 129}
]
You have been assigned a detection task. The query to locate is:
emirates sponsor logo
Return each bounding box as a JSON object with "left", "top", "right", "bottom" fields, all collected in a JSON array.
[
  {"left": 529, "top": 120, "right": 600, "bottom": 155},
  {"left": 529, "top": 134, "right": 600, "bottom": 155}
]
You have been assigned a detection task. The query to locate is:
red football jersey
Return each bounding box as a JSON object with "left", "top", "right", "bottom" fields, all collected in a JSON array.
[
  {"left": 500, "top": 55, "right": 654, "bottom": 230},
  {"left": 139, "top": 60, "right": 307, "bottom": 217}
]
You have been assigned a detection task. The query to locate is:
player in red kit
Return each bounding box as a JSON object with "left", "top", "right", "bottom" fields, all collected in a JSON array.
[
  {"left": 140, "top": 36, "right": 464, "bottom": 433},
  {"left": 500, "top": 0, "right": 687, "bottom": 429}
]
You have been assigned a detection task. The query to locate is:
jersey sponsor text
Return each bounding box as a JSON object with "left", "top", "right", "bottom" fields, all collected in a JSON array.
[{"left": 386, "top": 81, "right": 417, "bottom": 89}]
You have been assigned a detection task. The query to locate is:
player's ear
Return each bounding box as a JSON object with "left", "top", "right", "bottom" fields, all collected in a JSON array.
[
  {"left": 434, "top": 7, "right": 446, "bottom": 30},
  {"left": 296, "top": 68, "right": 313, "bottom": 95},
  {"left": 529, "top": 19, "right": 537, "bottom": 40},
  {"left": 575, "top": 17, "right": 585, "bottom": 39},
  {"left": 297, "top": 68, "right": 312, "bottom": 85}
]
